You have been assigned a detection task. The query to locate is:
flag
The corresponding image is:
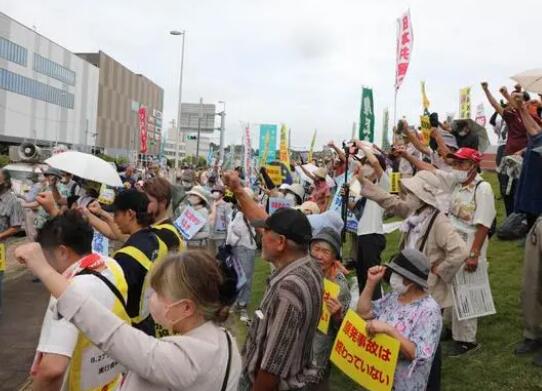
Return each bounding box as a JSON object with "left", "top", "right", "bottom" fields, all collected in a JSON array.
[
  {"left": 243, "top": 124, "right": 253, "bottom": 179},
  {"left": 259, "top": 124, "right": 277, "bottom": 163},
  {"left": 382, "top": 108, "right": 391, "bottom": 150},
  {"left": 308, "top": 130, "right": 317, "bottom": 162},
  {"left": 259, "top": 131, "right": 270, "bottom": 167},
  {"left": 395, "top": 10, "right": 414, "bottom": 91},
  {"left": 421, "top": 81, "right": 430, "bottom": 112},
  {"left": 475, "top": 103, "right": 486, "bottom": 127},
  {"left": 459, "top": 87, "right": 471, "bottom": 119},
  {"left": 279, "top": 124, "right": 290, "bottom": 168},
  {"left": 359, "top": 87, "right": 375, "bottom": 142}
]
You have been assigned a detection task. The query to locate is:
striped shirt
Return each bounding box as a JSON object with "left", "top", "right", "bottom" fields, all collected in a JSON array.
[
  {"left": 0, "top": 190, "right": 24, "bottom": 233},
  {"left": 241, "top": 255, "right": 323, "bottom": 390}
]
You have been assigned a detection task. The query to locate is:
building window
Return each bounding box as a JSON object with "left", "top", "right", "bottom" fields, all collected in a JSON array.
[
  {"left": 33, "top": 53, "right": 76, "bottom": 85},
  {"left": 0, "top": 67, "right": 74, "bottom": 109},
  {"left": 0, "top": 37, "right": 28, "bottom": 66}
]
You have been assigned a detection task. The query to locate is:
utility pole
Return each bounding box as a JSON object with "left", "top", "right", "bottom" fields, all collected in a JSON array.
[
  {"left": 171, "top": 30, "right": 186, "bottom": 174},
  {"left": 218, "top": 101, "right": 226, "bottom": 164}
]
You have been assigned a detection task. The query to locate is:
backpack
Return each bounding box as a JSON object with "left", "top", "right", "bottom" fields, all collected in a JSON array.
[{"left": 496, "top": 212, "right": 529, "bottom": 241}]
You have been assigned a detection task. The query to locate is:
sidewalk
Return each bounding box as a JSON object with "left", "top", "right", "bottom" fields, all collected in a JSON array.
[{"left": 0, "top": 270, "right": 49, "bottom": 390}]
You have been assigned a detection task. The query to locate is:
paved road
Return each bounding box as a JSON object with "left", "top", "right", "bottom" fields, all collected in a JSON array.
[{"left": 0, "top": 270, "right": 49, "bottom": 391}]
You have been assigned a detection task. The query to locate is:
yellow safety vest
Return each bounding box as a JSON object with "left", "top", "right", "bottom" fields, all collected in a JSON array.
[
  {"left": 152, "top": 222, "right": 187, "bottom": 254},
  {"left": 67, "top": 259, "right": 130, "bottom": 391}
]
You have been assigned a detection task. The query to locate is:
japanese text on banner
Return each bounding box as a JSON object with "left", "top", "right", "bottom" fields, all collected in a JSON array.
[
  {"left": 174, "top": 206, "right": 206, "bottom": 240},
  {"left": 318, "top": 278, "right": 341, "bottom": 335},
  {"left": 390, "top": 172, "right": 401, "bottom": 194},
  {"left": 0, "top": 243, "right": 5, "bottom": 272},
  {"left": 420, "top": 115, "right": 431, "bottom": 145},
  {"left": 395, "top": 10, "right": 413, "bottom": 91},
  {"left": 459, "top": 87, "right": 471, "bottom": 119},
  {"left": 268, "top": 197, "right": 293, "bottom": 215},
  {"left": 330, "top": 309, "right": 400, "bottom": 391}
]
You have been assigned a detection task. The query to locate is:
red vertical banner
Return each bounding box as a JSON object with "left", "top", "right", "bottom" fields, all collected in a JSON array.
[
  {"left": 395, "top": 10, "right": 413, "bottom": 92},
  {"left": 138, "top": 107, "right": 148, "bottom": 153}
]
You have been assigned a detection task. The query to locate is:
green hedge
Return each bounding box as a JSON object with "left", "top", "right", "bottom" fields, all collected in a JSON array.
[{"left": 0, "top": 155, "right": 9, "bottom": 168}]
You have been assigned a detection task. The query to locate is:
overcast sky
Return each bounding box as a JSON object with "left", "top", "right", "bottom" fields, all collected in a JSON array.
[{"left": 3, "top": 0, "right": 541, "bottom": 149}]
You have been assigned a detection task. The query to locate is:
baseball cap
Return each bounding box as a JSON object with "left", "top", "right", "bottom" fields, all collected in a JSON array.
[
  {"left": 448, "top": 147, "right": 481, "bottom": 164},
  {"left": 44, "top": 167, "right": 62, "bottom": 178},
  {"left": 252, "top": 208, "right": 312, "bottom": 244}
]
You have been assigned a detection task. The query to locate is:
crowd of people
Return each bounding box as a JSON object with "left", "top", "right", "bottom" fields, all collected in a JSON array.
[{"left": 0, "top": 80, "right": 540, "bottom": 390}]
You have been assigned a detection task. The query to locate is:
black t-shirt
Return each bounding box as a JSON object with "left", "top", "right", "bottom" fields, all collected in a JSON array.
[
  {"left": 113, "top": 227, "right": 159, "bottom": 333},
  {"left": 151, "top": 219, "right": 182, "bottom": 253}
]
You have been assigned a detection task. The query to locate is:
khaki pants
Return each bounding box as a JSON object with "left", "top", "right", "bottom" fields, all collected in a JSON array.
[{"left": 451, "top": 309, "right": 478, "bottom": 343}]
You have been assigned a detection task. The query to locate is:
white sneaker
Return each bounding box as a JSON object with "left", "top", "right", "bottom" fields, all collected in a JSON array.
[{"left": 240, "top": 308, "right": 250, "bottom": 323}]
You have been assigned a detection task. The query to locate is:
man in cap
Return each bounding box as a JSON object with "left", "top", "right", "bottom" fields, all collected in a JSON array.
[{"left": 223, "top": 171, "right": 323, "bottom": 391}]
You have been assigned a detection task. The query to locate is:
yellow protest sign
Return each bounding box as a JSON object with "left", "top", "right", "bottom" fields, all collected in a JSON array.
[
  {"left": 459, "top": 87, "right": 471, "bottom": 119},
  {"left": 330, "top": 309, "right": 400, "bottom": 391},
  {"left": 0, "top": 243, "right": 6, "bottom": 272},
  {"left": 266, "top": 165, "right": 282, "bottom": 186},
  {"left": 390, "top": 172, "right": 401, "bottom": 194},
  {"left": 318, "top": 278, "right": 341, "bottom": 335},
  {"left": 420, "top": 115, "right": 431, "bottom": 146}
]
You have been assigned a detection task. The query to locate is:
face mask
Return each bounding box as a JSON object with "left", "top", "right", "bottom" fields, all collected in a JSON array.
[
  {"left": 452, "top": 169, "right": 469, "bottom": 183},
  {"left": 211, "top": 192, "right": 221, "bottom": 200},
  {"left": 389, "top": 272, "right": 409, "bottom": 295},
  {"left": 149, "top": 292, "right": 189, "bottom": 333},
  {"left": 182, "top": 181, "right": 193, "bottom": 190},
  {"left": 404, "top": 193, "right": 424, "bottom": 212},
  {"left": 188, "top": 195, "right": 201, "bottom": 206},
  {"left": 285, "top": 193, "right": 297, "bottom": 204},
  {"left": 361, "top": 165, "right": 375, "bottom": 178}
]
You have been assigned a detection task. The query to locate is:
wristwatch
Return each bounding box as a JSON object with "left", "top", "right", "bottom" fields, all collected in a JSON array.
[{"left": 469, "top": 251, "right": 479, "bottom": 258}]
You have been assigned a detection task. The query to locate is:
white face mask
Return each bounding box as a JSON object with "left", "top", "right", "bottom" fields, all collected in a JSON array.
[
  {"left": 389, "top": 272, "right": 409, "bottom": 295},
  {"left": 361, "top": 164, "right": 375, "bottom": 178},
  {"left": 285, "top": 193, "right": 297, "bottom": 204},
  {"left": 211, "top": 192, "right": 221, "bottom": 200},
  {"left": 404, "top": 193, "right": 424, "bottom": 212},
  {"left": 149, "top": 292, "right": 189, "bottom": 333},
  {"left": 188, "top": 195, "right": 201, "bottom": 206},
  {"left": 452, "top": 169, "right": 469, "bottom": 183}
]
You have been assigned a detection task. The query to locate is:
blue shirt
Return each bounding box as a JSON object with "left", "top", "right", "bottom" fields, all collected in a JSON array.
[{"left": 515, "top": 132, "right": 542, "bottom": 215}]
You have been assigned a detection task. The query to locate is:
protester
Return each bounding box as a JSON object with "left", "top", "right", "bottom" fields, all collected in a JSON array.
[
  {"left": 350, "top": 140, "right": 389, "bottom": 297},
  {"left": 109, "top": 189, "right": 161, "bottom": 335},
  {"left": 394, "top": 119, "right": 424, "bottom": 177},
  {"left": 120, "top": 164, "right": 137, "bottom": 189},
  {"left": 143, "top": 177, "right": 185, "bottom": 253},
  {"left": 16, "top": 245, "right": 242, "bottom": 390},
  {"left": 179, "top": 186, "right": 211, "bottom": 248},
  {"left": 434, "top": 148, "right": 496, "bottom": 356},
  {"left": 223, "top": 171, "right": 323, "bottom": 391},
  {"left": 356, "top": 249, "right": 442, "bottom": 390},
  {"left": 284, "top": 183, "right": 305, "bottom": 206},
  {"left": 0, "top": 168, "right": 24, "bottom": 314},
  {"left": 209, "top": 185, "right": 232, "bottom": 255},
  {"left": 310, "top": 227, "right": 351, "bottom": 390},
  {"left": 19, "top": 168, "right": 50, "bottom": 240},
  {"left": 18, "top": 210, "right": 129, "bottom": 390},
  {"left": 298, "top": 200, "right": 321, "bottom": 215},
  {"left": 295, "top": 161, "right": 331, "bottom": 212},
  {"left": 226, "top": 187, "right": 258, "bottom": 323},
  {"left": 360, "top": 170, "right": 468, "bottom": 389}
]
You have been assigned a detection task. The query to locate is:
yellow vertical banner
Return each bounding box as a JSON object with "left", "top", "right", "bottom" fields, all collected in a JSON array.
[
  {"left": 279, "top": 124, "right": 290, "bottom": 168},
  {"left": 390, "top": 172, "right": 401, "bottom": 194},
  {"left": 421, "top": 81, "right": 430, "bottom": 112},
  {"left": 0, "top": 243, "right": 6, "bottom": 272},
  {"left": 318, "top": 278, "right": 341, "bottom": 335},
  {"left": 330, "top": 309, "right": 400, "bottom": 391},
  {"left": 420, "top": 115, "right": 431, "bottom": 146},
  {"left": 308, "top": 130, "right": 317, "bottom": 162},
  {"left": 459, "top": 87, "right": 471, "bottom": 119}
]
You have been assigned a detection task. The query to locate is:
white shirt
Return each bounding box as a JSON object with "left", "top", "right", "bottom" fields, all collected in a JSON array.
[
  {"left": 226, "top": 211, "right": 257, "bottom": 249},
  {"left": 35, "top": 260, "right": 121, "bottom": 391},
  {"left": 357, "top": 173, "right": 390, "bottom": 236}
]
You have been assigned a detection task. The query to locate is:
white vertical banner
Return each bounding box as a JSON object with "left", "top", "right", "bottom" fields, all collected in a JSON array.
[
  {"left": 475, "top": 103, "right": 487, "bottom": 127},
  {"left": 395, "top": 10, "right": 414, "bottom": 91},
  {"left": 243, "top": 123, "right": 253, "bottom": 180}
]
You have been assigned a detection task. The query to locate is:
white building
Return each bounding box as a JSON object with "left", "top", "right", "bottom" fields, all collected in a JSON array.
[{"left": 0, "top": 12, "right": 99, "bottom": 149}]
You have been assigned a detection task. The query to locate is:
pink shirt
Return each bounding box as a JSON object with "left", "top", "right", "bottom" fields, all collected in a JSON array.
[{"left": 309, "top": 180, "right": 331, "bottom": 212}]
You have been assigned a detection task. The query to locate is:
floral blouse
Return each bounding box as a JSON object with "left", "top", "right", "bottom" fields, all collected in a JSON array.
[{"left": 372, "top": 292, "right": 442, "bottom": 391}]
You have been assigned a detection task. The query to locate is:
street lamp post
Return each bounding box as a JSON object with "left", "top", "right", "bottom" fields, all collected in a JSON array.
[
  {"left": 170, "top": 29, "right": 185, "bottom": 177},
  {"left": 217, "top": 101, "right": 226, "bottom": 164}
]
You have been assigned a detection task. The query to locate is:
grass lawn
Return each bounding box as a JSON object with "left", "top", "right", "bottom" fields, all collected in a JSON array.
[{"left": 229, "top": 172, "right": 542, "bottom": 390}]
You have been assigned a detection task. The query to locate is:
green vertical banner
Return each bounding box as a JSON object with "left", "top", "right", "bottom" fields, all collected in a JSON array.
[
  {"left": 359, "top": 87, "right": 375, "bottom": 142},
  {"left": 382, "top": 108, "right": 390, "bottom": 150}
]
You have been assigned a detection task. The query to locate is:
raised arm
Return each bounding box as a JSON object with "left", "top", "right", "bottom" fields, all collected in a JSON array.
[
  {"left": 516, "top": 93, "right": 542, "bottom": 136},
  {"left": 481, "top": 82, "right": 504, "bottom": 116},
  {"left": 396, "top": 145, "right": 436, "bottom": 172},
  {"left": 402, "top": 128, "right": 431, "bottom": 156},
  {"left": 327, "top": 141, "right": 347, "bottom": 163},
  {"left": 356, "top": 265, "right": 385, "bottom": 319},
  {"left": 224, "top": 171, "right": 268, "bottom": 221},
  {"left": 355, "top": 141, "right": 384, "bottom": 178}
]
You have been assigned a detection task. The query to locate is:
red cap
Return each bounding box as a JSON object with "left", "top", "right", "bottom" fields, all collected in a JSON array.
[{"left": 448, "top": 148, "right": 482, "bottom": 164}]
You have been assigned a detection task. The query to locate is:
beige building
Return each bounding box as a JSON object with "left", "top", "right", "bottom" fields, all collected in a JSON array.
[{"left": 76, "top": 51, "right": 163, "bottom": 159}]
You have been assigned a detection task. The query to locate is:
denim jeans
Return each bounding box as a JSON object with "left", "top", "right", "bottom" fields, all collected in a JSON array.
[{"left": 233, "top": 246, "right": 256, "bottom": 307}]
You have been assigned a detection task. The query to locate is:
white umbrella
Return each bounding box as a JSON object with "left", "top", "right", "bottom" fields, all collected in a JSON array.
[
  {"left": 511, "top": 68, "right": 542, "bottom": 94},
  {"left": 45, "top": 151, "right": 123, "bottom": 187}
]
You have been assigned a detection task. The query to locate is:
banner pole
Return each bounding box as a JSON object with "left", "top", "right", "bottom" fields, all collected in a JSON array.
[{"left": 393, "top": 89, "right": 398, "bottom": 130}]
